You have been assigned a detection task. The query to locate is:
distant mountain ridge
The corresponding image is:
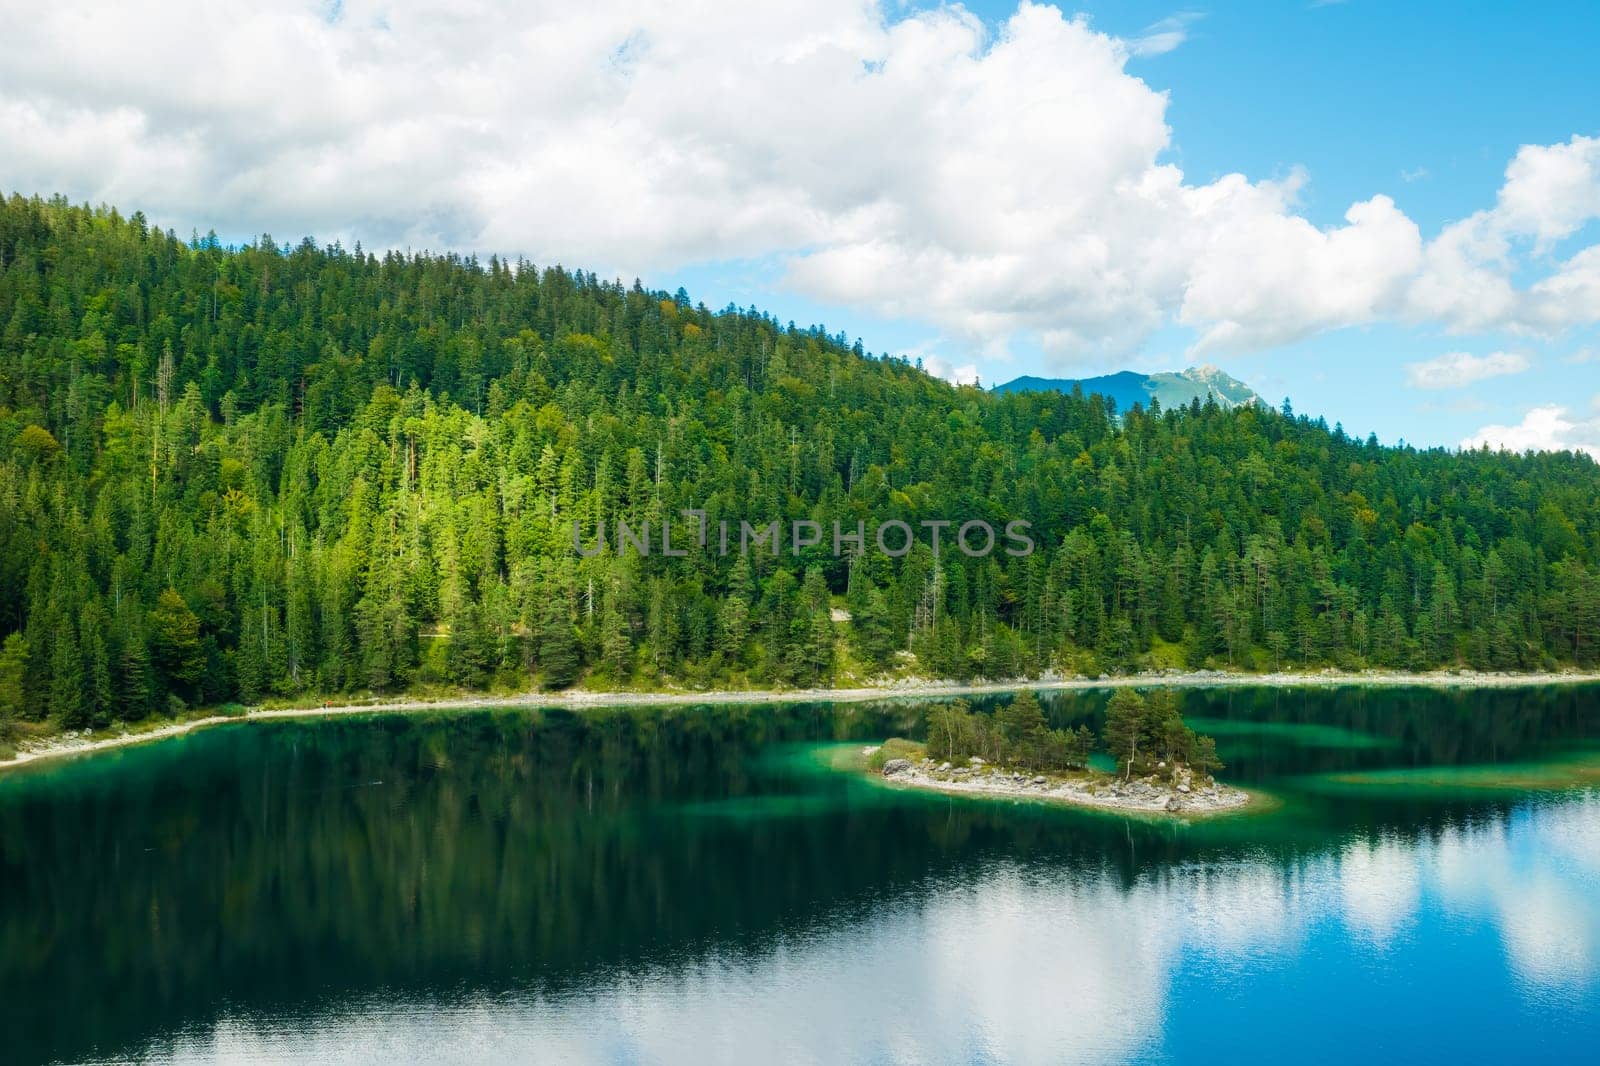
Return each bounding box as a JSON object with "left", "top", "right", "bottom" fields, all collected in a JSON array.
[{"left": 992, "top": 365, "right": 1262, "bottom": 413}]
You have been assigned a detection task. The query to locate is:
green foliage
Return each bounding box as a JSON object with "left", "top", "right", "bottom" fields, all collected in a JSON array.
[
  {"left": 925, "top": 698, "right": 982, "bottom": 763},
  {"left": 14, "top": 423, "right": 59, "bottom": 460},
  {"left": 1101, "top": 688, "right": 1219, "bottom": 780},
  {"left": 149, "top": 589, "right": 204, "bottom": 698},
  {"left": 998, "top": 690, "right": 1046, "bottom": 747},
  {"left": 867, "top": 736, "right": 923, "bottom": 770},
  {"left": 537, "top": 600, "right": 581, "bottom": 690},
  {"left": 0, "top": 194, "right": 1597, "bottom": 729},
  {"left": 0, "top": 632, "right": 27, "bottom": 737},
  {"left": 924, "top": 693, "right": 1095, "bottom": 773},
  {"left": 1102, "top": 690, "right": 1147, "bottom": 779}
]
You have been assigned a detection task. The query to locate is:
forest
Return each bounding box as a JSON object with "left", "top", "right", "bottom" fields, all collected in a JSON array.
[{"left": 1, "top": 193, "right": 1598, "bottom": 735}]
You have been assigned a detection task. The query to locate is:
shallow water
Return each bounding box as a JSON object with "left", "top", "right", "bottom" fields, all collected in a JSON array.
[{"left": 2, "top": 686, "right": 1598, "bottom": 1064}]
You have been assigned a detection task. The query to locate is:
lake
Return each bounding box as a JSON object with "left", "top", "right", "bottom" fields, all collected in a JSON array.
[{"left": 3, "top": 685, "right": 1599, "bottom": 1064}]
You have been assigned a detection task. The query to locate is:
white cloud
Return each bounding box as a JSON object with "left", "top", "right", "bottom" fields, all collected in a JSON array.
[
  {"left": 1407, "top": 136, "right": 1600, "bottom": 335},
  {"left": 921, "top": 353, "right": 981, "bottom": 386},
  {"left": 1493, "top": 135, "right": 1600, "bottom": 248},
  {"left": 1462, "top": 405, "right": 1600, "bottom": 458},
  {"left": 1129, "top": 13, "right": 1201, "bottom": 57},
  {"left": 1180, "top": 186, "right": 1422, "bottom": 351},
  {"left": 2, "top": 1, "right": 1599, "bottom": 365},
  {"left": 1405, "top": 351, "right": 1530, "bottom": 389}
]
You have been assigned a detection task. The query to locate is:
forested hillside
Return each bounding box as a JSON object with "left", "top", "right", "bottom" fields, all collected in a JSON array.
[{"left": 1, "top": 194, "right": 1598, "bottom": 731}]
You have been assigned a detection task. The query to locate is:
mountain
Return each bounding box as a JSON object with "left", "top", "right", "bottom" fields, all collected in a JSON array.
[{"left": 992, "top": 365, "right": 1262, "bottom": 413}]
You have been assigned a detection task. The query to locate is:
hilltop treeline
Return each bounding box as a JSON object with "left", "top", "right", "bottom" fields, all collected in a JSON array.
[{"left": 1, "top": 194, "right": 1597, "bottom": 729}]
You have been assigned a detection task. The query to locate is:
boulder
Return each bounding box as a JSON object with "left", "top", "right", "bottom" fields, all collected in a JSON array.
[
  {"left": 882, "top": 759, "right": 912, "bottom": 777},
  {"left": 1177, "top": 783, "right": 1191, "bottom": 794},
  {"left": 1165, "top": 796, "right": 1183, "bottom": 812}
]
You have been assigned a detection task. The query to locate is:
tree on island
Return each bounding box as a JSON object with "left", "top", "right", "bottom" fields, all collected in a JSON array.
[
  {"left": 1102, "top": 689, "right": 1221, "bottom": 781},
  {"left": 923, "top": 691, "right": 1122, "bottom": 775},
  {"left": 1102, "top": 690, "right": 1146, "bottom": 781},
  {"left": 998, "top": 690, "right": 1046, "bottom": 747}
]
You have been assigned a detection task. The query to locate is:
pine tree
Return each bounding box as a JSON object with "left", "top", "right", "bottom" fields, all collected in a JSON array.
[
  {"left": 80, "top": 601, "right": 114, "bottom": 728},
  {"left": 999, "top": 690, "right": 1046, "bottom": 748},
  {"left": 48, "top": 616, "right": 85, "bottom": 727},
  {"left": 0, "top": 633, "right": 28, "bottom": 738},
  {"left": 1102, "top": 689, "right": 1146, "bottom": 780},
  {"left": 149, "top": 588, "right": 204, "bottom": 697},
  {"left": 538, "top": 598, "right": 581, "bottom": 690}
]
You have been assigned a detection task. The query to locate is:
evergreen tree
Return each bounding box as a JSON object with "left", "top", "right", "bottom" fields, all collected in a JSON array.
[
  {"left": 149, "top": 589, "right": 204, "bottom": 698},
  {"left": 1102, "top": 689, "right": 1146, "bottom": 780},
  {"left": 538, "top": 599, "right": 581, "bottom": 690}
]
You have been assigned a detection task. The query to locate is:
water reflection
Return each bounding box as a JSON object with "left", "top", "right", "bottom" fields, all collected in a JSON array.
[
  {"left": 1, "top": 687, "right": 1597, "bottom": 1064},
  {"left": 95, "top": 797, "right": 1600, "bottom": 1066}
]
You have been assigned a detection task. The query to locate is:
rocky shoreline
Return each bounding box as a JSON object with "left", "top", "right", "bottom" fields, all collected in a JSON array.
[{"left": 872, "top": 751, "right": 1252, "bottom": 815}]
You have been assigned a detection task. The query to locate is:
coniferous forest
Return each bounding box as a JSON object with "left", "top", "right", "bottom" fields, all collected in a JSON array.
[{"left": 2, "top": 193, "right": 1599, "bottom": 734}]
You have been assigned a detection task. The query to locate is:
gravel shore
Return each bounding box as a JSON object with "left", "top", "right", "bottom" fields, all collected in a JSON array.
[{"left": 874, "top": 752, "right": 1252, "bottom": 815}]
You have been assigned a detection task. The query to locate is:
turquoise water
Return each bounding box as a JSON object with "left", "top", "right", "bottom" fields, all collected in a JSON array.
[{"left": 2, "top": 686, "right": 1599, "bottom": 1064}]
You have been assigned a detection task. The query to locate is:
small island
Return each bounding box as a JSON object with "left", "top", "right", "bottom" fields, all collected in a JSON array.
[{"left": 865, "top": 690, "right": 1249, "bottom": 815}]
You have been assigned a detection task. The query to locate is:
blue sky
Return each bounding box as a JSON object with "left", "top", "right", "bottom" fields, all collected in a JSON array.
[
  {"left": 2, "top": 0, "right": 1597, "bottom": 452},
  {"left": 660, "top": 1, "right": 1600, "bottom": 448}
]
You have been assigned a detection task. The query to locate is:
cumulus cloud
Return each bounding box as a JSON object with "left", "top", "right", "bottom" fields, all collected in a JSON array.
[
  {"left": 1462, "top": 405, "right": 1600, "bottom": 458},
  {"left": 1406, "top": 136, "right": 1600, "bottom": 335},
  {"left": 1404, "top": 351, "right": 1530, "bottom": 389},
  {"left": 1493, "top": 135, "right": 1600, "bottom": 249},
  {"left": 1, "top": 0, "right": 1599, "bottom": 364}
]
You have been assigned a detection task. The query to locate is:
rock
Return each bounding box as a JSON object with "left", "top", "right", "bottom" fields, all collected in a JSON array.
[
  {"left": 1165, "top": 796, "right": 1183, "bottom": 811},
  {"left": 938, "top": 762, "right": 952, "bottom": 772},
  {"left": 969, "top": 756, "right": 985, "bottom": 765},
  {"left": 882, "top": 759, "right": 912, "bottom": 777},
  {"left": 1032, "top": 775, "right": 1047, "bottom": 784},
  {"left": 1177, "top": 783, "right": 1191, "bottom": 794},
  {"left": 1157, "top": 761, "right": 1166, "bottom": 770}
]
